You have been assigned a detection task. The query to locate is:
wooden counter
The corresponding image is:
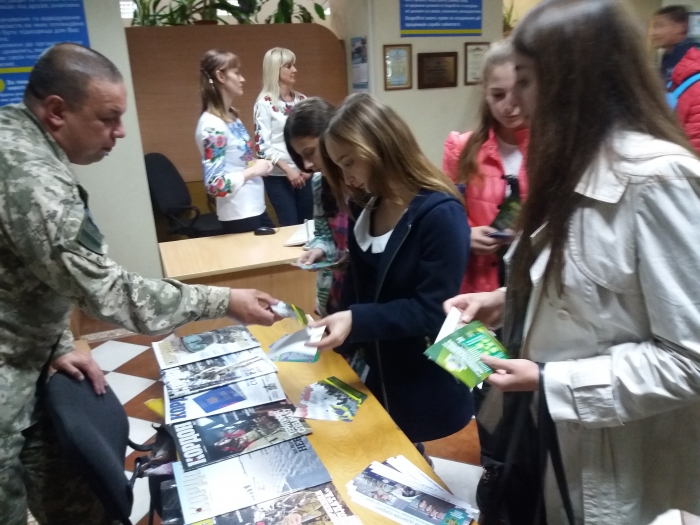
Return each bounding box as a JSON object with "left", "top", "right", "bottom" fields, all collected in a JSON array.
[
  {"left": 159, "top": 226, "right": 317, "bottom": 314},
  {"left": 174, "top": 318, "right": 449, "bottom": 525}
]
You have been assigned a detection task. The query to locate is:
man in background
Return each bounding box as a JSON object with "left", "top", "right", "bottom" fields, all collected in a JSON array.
[
  {"left": 651, "top": 5, "right": 700, "bottom": 152},
  {"left": 650, "top": 5, "right": 697, "bottom": 83},
  {"left": 0, "top": 43, "right": 280, "bottom": 524}
]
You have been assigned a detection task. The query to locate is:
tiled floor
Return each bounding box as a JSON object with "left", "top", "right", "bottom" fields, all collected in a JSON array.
[{"left": 32, "top": 331, "right": 481, "bottom": 525}]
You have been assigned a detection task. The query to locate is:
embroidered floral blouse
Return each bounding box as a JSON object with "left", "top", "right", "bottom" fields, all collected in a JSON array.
[
  {"left": 253, "top": 92, "right": 306, "bottom": 176},
  {"left": 195, "top": 112, "right": 265, "bottom": 221}
]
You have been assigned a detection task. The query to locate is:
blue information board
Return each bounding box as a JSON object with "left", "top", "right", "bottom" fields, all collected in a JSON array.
[
  {"left": 0, "top": 0, "right": 90, "bottom": 106},
  {"left": 400, "top": 0, "right": 482, "bottom": 37}
]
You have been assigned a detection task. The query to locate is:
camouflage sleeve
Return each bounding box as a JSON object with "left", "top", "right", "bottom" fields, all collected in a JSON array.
[
  {"left": 55, "top": 329, "right": 75, "bottom": 359},
  {"left": 2, "top": 161, "right": 230, "bottom": 335}
]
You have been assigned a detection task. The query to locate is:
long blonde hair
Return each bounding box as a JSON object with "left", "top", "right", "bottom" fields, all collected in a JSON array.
[
  {"left": 458, "top": 40, "right": 517, "bottom": 184},
  {"left": 258, "top": 47, "right": 296, "bottom": 103},
  {"left": 200, "top": 49, "right": 241, "bottom": 122},
  {"left": 320, "top": 93, "right": 462, "bottom": 209}
]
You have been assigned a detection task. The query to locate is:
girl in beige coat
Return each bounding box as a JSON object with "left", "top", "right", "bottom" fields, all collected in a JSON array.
[{"left": 446, "top": 1, "right": 700, "bottom": 524}]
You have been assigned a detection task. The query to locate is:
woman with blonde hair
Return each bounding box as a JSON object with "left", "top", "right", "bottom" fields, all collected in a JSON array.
[
  {"left": 195, "top": 49, "right": 273, "bottom": 233},
  {"left": 254, "top": 47, "right": 311, "bottom": 226},
  {"left": 443, "top": 40, "right": 529, "bottom": 294},
  {"left": 308, "top": 93, "right": 474, "bottom": 447}
]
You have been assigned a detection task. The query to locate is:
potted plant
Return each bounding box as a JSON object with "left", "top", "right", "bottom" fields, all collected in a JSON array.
[{"left": 503, "top": 0, "right": 517, "bottom": 37}]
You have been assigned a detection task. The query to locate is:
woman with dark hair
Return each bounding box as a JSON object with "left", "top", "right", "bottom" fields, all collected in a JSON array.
[
  {"left": 445, "top": 0, "right": 700, "bottom": 523},
  {"left": 196, "top": 50, "right": 273, "bottom": 233},
  {"left": 284, "top": 98, "right": 348, "bottom": 317}
]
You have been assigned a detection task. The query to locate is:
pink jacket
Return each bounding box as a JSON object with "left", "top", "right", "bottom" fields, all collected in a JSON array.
[{"left": 442, "top": 127, "right": 529, "bottom": 294}]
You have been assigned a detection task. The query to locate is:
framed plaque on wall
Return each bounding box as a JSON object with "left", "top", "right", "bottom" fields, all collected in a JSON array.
[{"left": 417, "top": 52, "right": 458, "bottom": 89}]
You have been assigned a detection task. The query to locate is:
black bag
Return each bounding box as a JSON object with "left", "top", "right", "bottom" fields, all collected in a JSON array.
[
  {"left": 475, "top": 278, "right": 574, "bottom": 525},
  {"left": 475, "top": 369, "right": 575, "bottom": 525}
]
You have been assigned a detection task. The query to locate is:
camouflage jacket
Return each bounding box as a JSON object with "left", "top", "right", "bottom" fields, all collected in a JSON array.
[{"left": 0, "top": 104, "right": 230, "bottom": 436}]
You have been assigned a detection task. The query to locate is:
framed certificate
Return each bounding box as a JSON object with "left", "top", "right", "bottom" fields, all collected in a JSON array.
[
  {"left": 465, "top": 43, "right": 491, "bottom": 85},
  {"left": 383, "top": 44, "right": 413, "bottom": 90},
  {"left": 417, "top": 52, "right": 458, "bottom": 90}
]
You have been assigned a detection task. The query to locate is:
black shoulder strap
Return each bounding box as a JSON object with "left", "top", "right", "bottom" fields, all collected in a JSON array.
[
  {"left": 37, "top": 336, "right": 62, "bottom": 397},
  {"left": 539, "top": 363, "right": 575, "bottom": 525}
]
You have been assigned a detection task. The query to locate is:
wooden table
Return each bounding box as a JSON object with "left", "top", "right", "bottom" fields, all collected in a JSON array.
[
  {"left": 174, "top": 318, "right": 448, "bottom": 525},
  {"left": 159, "top": 225, "right": 317, "bottom": 314}
]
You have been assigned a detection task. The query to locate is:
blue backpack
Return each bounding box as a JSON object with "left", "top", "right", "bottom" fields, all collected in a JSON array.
[{"left": 667, "top": 72, "right": 700, "bottom": 109}]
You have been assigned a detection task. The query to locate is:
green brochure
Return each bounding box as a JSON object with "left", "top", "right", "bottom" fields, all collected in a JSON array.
[{"left": 424, "top": 321, "right": 509, "bottom": 388}]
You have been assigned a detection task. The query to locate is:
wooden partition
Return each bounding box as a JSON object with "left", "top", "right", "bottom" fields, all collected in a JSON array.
[{"left": 126, "top": 24, "right": 348, "bottom": 183}]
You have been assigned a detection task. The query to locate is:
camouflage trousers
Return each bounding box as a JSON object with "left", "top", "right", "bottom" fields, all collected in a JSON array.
[{"left": 0, "top": 411, "right": 116, "bottom": 525}]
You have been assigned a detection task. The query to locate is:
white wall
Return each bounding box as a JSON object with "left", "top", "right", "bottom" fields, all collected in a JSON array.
[
  {"left": 76, "top": 0, "right": 162, "bottom": 278},
  {"left": 369, "top": 0, "right": 503, "bottom": 167}
]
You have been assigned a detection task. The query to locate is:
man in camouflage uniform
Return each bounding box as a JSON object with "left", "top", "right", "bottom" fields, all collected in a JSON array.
[{"left": 0, "top": 43, "right": 281, "bottom": 524}]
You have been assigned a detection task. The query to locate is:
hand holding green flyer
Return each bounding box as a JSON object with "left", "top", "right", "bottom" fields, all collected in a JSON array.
[{"left": 424, "top": 321, "right": 509, "bottom": 388}]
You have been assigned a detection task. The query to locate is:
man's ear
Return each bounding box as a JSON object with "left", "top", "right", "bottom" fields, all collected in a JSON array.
[{"left": 42, "top": 95, "right": 69, "bottom": 131}]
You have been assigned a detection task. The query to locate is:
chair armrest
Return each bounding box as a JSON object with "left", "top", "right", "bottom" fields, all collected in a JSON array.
[
  {"left": 167, "top": 206, "right": 201, "bottom": 230},
  {"left": 128, "top": 455, "right": 150, "bottom": 488},
  {"left": 128, "top": 439, "right": 154, "bottom": 453}
]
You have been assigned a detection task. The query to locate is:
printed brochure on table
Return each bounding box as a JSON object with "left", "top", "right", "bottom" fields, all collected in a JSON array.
[
  {"left": 173, "top": 436, "right": 332, "bottom": 523},
  {"left": 165, "top": 373, "right": 286, "bottom": 425},
  {"left": 153, "top": 326, "right": 260, "bottom": 369},
  {"left": 172, "top": 401, "right": 312, "bottom": 471},
  {"left": 162, "top": 347, "right": 277, "bottom": 399}
]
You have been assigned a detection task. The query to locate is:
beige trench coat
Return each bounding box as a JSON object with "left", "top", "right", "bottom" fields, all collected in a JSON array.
[{"left": 505, "top": 132, "right": 700, "bottom": 525}]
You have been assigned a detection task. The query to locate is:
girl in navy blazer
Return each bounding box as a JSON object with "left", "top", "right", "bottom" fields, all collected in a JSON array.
[{"left": 309, "top": 93, "right": 474, "bottom": 444}]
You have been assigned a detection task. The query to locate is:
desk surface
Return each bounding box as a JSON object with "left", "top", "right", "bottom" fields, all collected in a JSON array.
[
  {"left": 159, "top": 225, "right": 306, "bottom": 280},
  {"left": 174, "top": 318, "right": 446, "bottom": 525}
]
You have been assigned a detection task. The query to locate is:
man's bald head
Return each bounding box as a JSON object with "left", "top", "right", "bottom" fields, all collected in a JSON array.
[
  {"left": 25, "top": 43, "right": 127, "bottom": 165},
  {"left": 24, "top": 43, "right": 123, "bottom": 110}
]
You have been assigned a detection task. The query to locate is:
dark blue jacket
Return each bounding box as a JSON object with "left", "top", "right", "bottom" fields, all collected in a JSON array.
[{"left": 341, "top": 189, "right": 474, "bottom": 442}]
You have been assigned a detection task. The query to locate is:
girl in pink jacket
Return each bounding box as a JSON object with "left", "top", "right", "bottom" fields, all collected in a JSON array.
[{"left": 443, "top": 41, "right": 529, "bottom": 294}]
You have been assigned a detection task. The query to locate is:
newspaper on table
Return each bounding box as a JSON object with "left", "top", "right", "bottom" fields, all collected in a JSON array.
[
  {"left": 192, "top": 482, "right": 361, "bottom": 525},
  {"left": 165, "top": 373, "right": 286, "bottom": 425},
  {"left": 153, "top": 326, "right": 260, "bottom": 370},
  {"left": 347, "top": 458, "right": 479, "bottom": 525},
  {"left": 162, "top": 347, "right": 277, "bottom": 399},
  {"left": 172, "top": 401, "right": 312, "bottom": 471},
  {"left": 295, "top": 376, "right": 368, "bottom": 422},
  {"left": 173, "top": 436, "right": 332, "bottom": 523}
]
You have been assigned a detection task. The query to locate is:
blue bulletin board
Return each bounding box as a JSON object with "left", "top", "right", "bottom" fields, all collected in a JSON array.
[
  {"left": 400, "top": 0, "right": 482, "bottom": 37},
  {"left": 0, "top": 0, "right": 90, "bottom": 106}
]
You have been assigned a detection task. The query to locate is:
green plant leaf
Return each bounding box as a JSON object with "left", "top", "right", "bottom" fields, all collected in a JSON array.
[
  {"left": 314, "top": 2, "right": 326, "bottom": 20},
  {"left": 277, "top": 0, "right": 293, "bottom": 22},
  {"left": 296, "top": 4, "right": 313, "bottom": 23}
]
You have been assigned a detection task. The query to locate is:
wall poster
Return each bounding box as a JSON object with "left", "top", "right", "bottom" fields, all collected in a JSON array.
[
  {"left": 0, "top": 0, "right": 90, "bottom": 106},
  {"left": 400, "top": 0, "right": 482, "bottom": 37}
]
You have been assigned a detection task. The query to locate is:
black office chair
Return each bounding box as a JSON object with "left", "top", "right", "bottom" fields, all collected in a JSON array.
[
  {"left": 144, "top": 152, "right": 223, "bottom": 238},
  {"left": 45, "top": 372, "right": 155, "bottom": 525}
]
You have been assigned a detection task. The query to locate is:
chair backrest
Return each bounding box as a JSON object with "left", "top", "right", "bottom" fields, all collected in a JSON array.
[
  {"left": 144, "top": 153, "right": 193, "bottom": 215},
  {"left": 45, "top": 372, "right": 134, "bottom": 525}
]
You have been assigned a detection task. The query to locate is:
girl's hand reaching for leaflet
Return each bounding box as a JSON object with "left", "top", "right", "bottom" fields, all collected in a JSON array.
[
  {"left": 306, "top": 311, "right": 352, "bottom": 351},
  {"left": 443, "top": 290, "right": 506, "bottom": 329}
]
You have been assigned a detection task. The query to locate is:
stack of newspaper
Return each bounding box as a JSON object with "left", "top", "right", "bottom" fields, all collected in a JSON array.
[
  {"left": 152, "top": 326, "right": 289, "bottom": 425},
  {"left": 347, "top": 456, "right": 479, "bottom": 525},
  {"left": 152, "top": 325, "right": 358, "bottom": 525}
]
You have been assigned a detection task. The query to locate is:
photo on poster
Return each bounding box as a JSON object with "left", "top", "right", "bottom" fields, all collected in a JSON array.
[{"left": 172, "top": 401, "right": 312, "bottom": 471}]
